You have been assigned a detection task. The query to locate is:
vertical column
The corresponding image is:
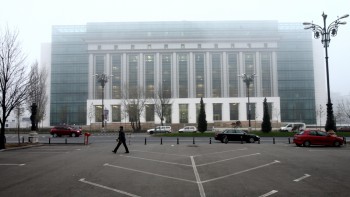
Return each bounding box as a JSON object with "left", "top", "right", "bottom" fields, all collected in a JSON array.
[
  {"left": 255, "top": 52, "right": 261, "bottom": 97},
  {"left": 222, "top": 52, "right": 228, "bottom": 97},
  {"left": 139, "top": 52, "right": 144, "bottom": 92},
  {"left": 206, "top": 52, "right": 211, "bottom": 97},
  {"left": 172, "top": 52, "right": 177, "bottom": 98},
  {"left": 189, "top": 52, "right": 195, "bottom": 98},
  {"left": 222, "top": 102, "right": 230, "bottom": 121},
  {"left": 239, "top": 52, "right": 244, "bottom": 97},
  {"left": 155, "top": 53, "right": 160, "bottom": 93},
  {"left": 105, "top": 53, "right": 111, "bottom": 99},
  {"left": 88, "top": 54, "right": 94, "bottom": 99},
  {"left": 272, "top": 51, "right": 278, "bottom": 97}
]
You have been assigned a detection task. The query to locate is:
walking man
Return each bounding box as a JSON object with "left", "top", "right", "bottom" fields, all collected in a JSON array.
[{"left": 113, "top": 126, "right": 129, "bottom": 154}]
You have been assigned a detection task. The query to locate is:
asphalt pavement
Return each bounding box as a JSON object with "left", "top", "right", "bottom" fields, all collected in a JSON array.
[{"left": 1, "top": 134, "right": 350, "bottom": 196}]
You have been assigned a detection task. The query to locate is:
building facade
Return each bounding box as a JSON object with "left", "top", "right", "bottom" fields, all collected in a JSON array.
[{"left": 50, "top": 21, "right": 317, "bottom": 127}]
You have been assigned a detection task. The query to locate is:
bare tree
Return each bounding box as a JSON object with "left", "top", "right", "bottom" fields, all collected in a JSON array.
[
  {"left": 153, "top": 84, "right": 172, "bottom": 126},
  {"left": 121, "top": 85, "right": 147, "bottom": 132},
  {"left": 0, "top": 27, "right": 31, "bottom": 149},
  {"left": 26, "top": 61, "right": 48, "bottom": 128},
  {"left": 336, "top": 99, "right": 350, "bottom": 125}
]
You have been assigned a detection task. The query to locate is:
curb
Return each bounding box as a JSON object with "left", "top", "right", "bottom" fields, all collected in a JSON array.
[{"left": 0, "top": 143, "right": 45, "bottom": 152}]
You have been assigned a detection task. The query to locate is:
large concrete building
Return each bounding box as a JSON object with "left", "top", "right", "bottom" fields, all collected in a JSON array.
[{"left": 50, "top": 21, "right": 322, "bottom": 127}]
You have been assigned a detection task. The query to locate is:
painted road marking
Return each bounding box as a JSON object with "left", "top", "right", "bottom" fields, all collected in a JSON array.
[
  {"left": 120, "top": 155, "right": 192, "bottom": 167},
  {"left": 192, "top": 148, "right": 248, "bottom": 157},
  {"left": 0, "top": 163, "right": 25, "bottom": 166},
  {"left": 201, "top": 160, "right": 281, "bottom": 183},
  {"left": 259, "top": 190, "right": 278, "bottom": 197},
  {"left": 191, "top": 156, "right": 206, "bottom": 197},
  {"left": 104, "top": 163, "right": 196, "bottom": 183},
  {"left": 196, "top": 153, "right": 261, "bottom": 167},
  {"left": 79, "top": 178, "right": 140, "bottom": 197},
  {"left": 131, "top": 150, "right": 188, "bottom": 157},
  {"left": 294, "top": 174, "right": 311, "bottom": 182}
]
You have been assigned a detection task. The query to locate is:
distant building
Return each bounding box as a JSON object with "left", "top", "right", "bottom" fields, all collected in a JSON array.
[{"left": 49, "top": 21, "right": 322, "bottom": 126}]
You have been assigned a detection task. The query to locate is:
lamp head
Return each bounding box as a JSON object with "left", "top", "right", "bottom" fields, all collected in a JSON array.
[
  {"left": 303, "top": 22, "right": 312, "bottom": 25},
  {"left": 339, "top": 14, "right": 349, "bottom": 19}
]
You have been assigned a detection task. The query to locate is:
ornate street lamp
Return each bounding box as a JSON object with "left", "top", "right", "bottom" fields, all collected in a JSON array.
[
  {"left": 95, "top": 74, "right": 110, "bottom": 129},
  {"left": 303, "top": 13, "right": 349, "bottom": 131},
  {"left": 240, "top": 73, "right": 256, "bottom": 131}
]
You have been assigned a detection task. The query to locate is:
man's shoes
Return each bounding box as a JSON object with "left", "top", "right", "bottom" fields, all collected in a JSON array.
[
  {"left": 125, "top": 151, "right": 129, "bottom": 153},
  {"left": 112, "top": 151, "right": 116, "bottom": 154}
]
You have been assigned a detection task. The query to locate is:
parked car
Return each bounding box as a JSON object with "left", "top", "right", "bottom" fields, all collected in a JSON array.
[
  {"left": 179, "top": 126, "right": 197, "bottom": 133},
  {"left": 50, "top": 125, "right": 82, "bottom": 137},
  {"left": 293, "top": 130, "right": 344, "bottom": 147},
  {"left": 280, "top": 122, "right": 306, "bottom": 132},
  {"left": 214, "top": 129, "right": 260, "bottom": 143},
  {"left": 147, "top": 126, "right": 172, "bottom": 134},
  {"left": 337, "top": 127, "right": 350, "bottom": 132}
]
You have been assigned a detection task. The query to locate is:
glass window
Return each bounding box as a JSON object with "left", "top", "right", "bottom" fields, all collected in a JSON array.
[
  {"left": 261, "top": 52, "right": 272, "bottom": 97},
  {"left": 247, "top": 103, "right": 256, "bottom": 120},
  {"left": 213, "top": 103, "right": 222, "bottom": 121},
  {"left": 95, "top": 105, "right": 102, "bottom": 122},
  {"left": 228, "top": 53, "right": 239, "bottom": 97},
  {"left": 145, "top": 54, "right": 155, "bottom": 98},
  {"left": 161, "top": 54, "right": 172, "bottom": 98},
  {"left": 195, "top": 54, "right": 205, "bottom": 98},
  {"left": 230, "top": 103, "right": 239, "bottom": 120},
  {"left": 244, "top": 53, "right": 255, "bottom": 97},
  {"left": 111, "top": 54, "right": 122, "bottom": 99},
  {"left": 95, "top": 55, "right": 105, "bottom": 99},
  {"left": 179, "top": 104, "right": 188, "bottom": 123},
  {"left": 178, "top": 54, "right": 188, "bottom": 98},
  {"left": 146, "top": 104, "right": 154, "bottom": 122},
  {"left": 212, "top": 53, "right": 221, "bottom": 97},
  {"left": 111, "top": 105, "right": 121, "bottom": 122},
  {"left": 128, "top": 54, "right": 138, "bottom": 98}
]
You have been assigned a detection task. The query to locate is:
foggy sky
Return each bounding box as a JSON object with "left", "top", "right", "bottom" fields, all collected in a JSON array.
[{"left": 1, "top": 0, "right": 349, "bottom": 96}]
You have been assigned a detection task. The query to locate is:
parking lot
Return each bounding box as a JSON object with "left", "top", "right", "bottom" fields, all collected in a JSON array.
[{"left": 1, "top": 140, "right": 350, "bottom": 196}]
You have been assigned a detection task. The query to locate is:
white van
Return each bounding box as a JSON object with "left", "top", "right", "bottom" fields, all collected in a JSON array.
[{"left": 280, "top": 123, "right": 306, "bottom": 132}]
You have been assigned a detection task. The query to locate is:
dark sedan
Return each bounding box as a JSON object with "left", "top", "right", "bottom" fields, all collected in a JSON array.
[{"left": 215, "top": 129, "right": 260, "bottom": 143}]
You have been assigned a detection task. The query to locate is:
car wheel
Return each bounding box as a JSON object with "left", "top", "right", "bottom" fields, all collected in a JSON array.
[
  {"left": 223, "top": 136, "right": 228, "bottom": 144},
  {"left": 333, "top": 141, "right": 341, "bottom": 147},
  {"left": 296, "top": 143, "right": 302, "bottom": 147},
  {"left": 303, "top": 141, "right": 311, "bottom": 147},
  {"left": 248, "top": 137, "right": 255, "bottom": 143},
  {"left": 71, "top": 133, "right": 76, "bottom": 137},
  {"left": 150, "top": 131, "right": 154, "bottom": 134},
  {"left": 53, "top": 133, "right": 58, "bottom": 138}
]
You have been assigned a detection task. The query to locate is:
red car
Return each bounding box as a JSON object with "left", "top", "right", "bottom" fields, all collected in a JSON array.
[
  {"left": 293, "top": 130, "right": 344, "bottom": 147},
  {"left": 50, "top": 125, "right": 82, "bottom": 137}
]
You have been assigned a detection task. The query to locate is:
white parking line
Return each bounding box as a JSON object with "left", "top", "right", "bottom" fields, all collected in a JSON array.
[
  {"left": 104, "top": 163, "right": 196, "bottom": 183},
  {"left": 191, "top": 156, "right": 206, "bottom": 197},
  {"left": 131, "top": 150, "right": 188, "bottom": 157},
  {"left": 0, "top": 163, "right": 25, "bottom": 166},
  {"left": 259, "top": 190, "right": 278, "bottom": 197},
  {"left": 120, "top": 155, "right": 192, "bottom": 167},
  {"left": 192, "top": 148, "right": 247, "bottom": 157},
  {"left": 79, "top": 178, "right": 141, "bottom": 197},
  {"left": 293, "top": 174, "right": 311, "bottom": 182},
  {"left": 201, "top": 160, "right": 281, "bottom": 184},
  {"left": 196, "top": 153, "right": 261, "bottom": 167}
]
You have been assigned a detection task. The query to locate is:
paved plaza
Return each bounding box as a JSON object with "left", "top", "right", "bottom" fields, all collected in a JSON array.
[{"left": 1, "top": 139, "right": 350, "bottom": 196}]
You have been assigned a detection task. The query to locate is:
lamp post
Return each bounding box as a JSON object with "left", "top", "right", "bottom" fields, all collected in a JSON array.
[
  {"left": 303, "top": 13, "right": 349, "bottom": 131},
  {"left": 240, "top": 73, "right": 256, "bottom": 131},
  {"left": 95, "top": 74, "right": 109, "bottom": 129}
]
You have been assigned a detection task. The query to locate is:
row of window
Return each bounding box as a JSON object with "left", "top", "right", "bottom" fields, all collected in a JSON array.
[
  {"left": 91, "top": 102, "right": 273, "bottom": 123},
  {"left": 96, "top": 43, "right": 270, "bottom": 50}
]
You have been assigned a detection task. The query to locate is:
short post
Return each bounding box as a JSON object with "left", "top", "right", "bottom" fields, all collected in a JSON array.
[
  {"left": 22, "top": 136, "right": 24, "bottom": 143},
  {"left": 273, "top": 137, "right": 275, "bottom": 144},
  {"left": 65, "top": 138, "right": 67, "bottom": 144},
  {"left": 161, "top": 137, "right": 163, "bottom": 145},
  {"left": 258, "top": 139, "right": 260, "bottom": 144},
  {"left": 144, "top": 138, "right": 147, "bottom": 145},
  {"left": 193, "top": 137, "right": 195, "bottom": 144},
  {"left": 288, "top": 137, "right": 291, "bottom": 144},
  {"left": 241, "top": 136, "right": 243, "bottom": 144},
  {"left": 343, "top": 137, "right": 347, "bottom": 145},
  {"left": 177, "top": 137, "right": 179, "bottom": 145},
  {"left": 209, "top": 137, "right": 211, "bottom": 144},
  {"left": 49, "top": 137, "right": 51, "bottom": 144}
]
